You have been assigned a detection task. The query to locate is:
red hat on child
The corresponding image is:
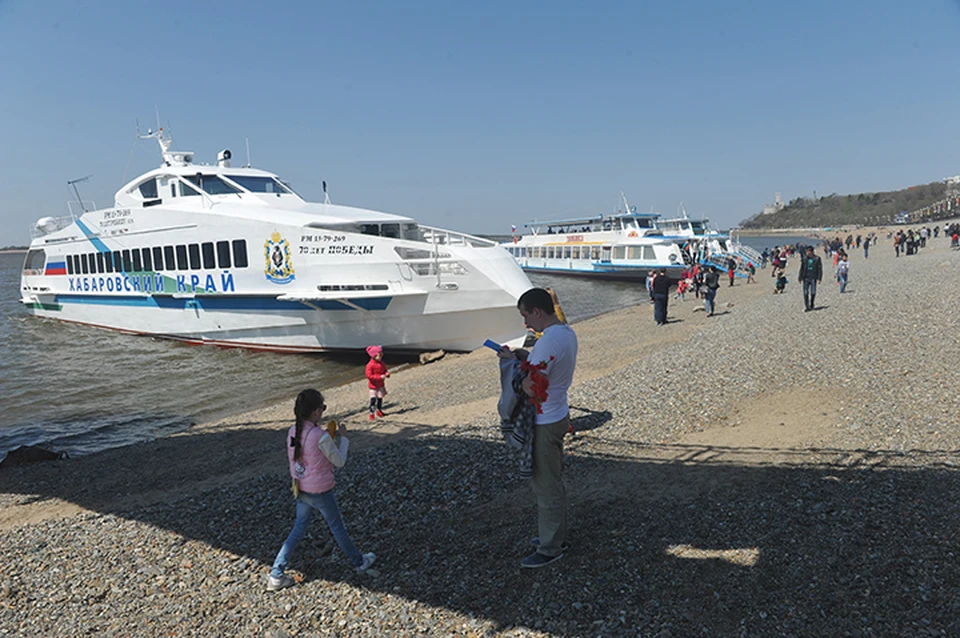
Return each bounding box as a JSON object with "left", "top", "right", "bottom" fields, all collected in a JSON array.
[{"left": 366, "top": 345, "right": 383, "bottom": 358}]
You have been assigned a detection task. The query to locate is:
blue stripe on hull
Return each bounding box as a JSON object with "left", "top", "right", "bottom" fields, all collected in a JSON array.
[{"left": 52, "top": 294, "right": 393, "bottom": 311}]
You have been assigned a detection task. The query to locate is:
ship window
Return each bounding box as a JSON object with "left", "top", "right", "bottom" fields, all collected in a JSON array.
[
  {"left": 178, "top": 180, "right": 202, "bottom": 197},
  {"left": 232, "top": 239, "right": 248, "bottom": 268},
  {"left": 141, "top": 248, "right": 152, "bottom": 271},
  {"left": 188, "top": 244, "right": 201, "bottom": 269},
  {"left": 201, "top": 242, "right": 215, "bottom": 269},
  {"left": 153, "top": 247, "right": 164, "bottom": 270},
  {"left": 402, "top": 223, "right": 421, "bottom": 240},
  {"left": 170, "top": 184, "right": 176, "bottom": 198},
  {"left": 132, "top": 249, "right": 142, "bottom": 272},
  {"left": 164, "top": 246, "right": 175, "bottom": 270},
  {"left": 120, "top": 250, "right": 131, "bottom": 272},
  {"left": 216, "top": 241, "right": 231, "bottom": 268},
  {"left": 562, "top": 247, "right": 571, "bottom": 259},
  {"left": 113, "top": 251, "right": 123, "bottom": 272},
  {"left": 76, "top": 254, "right": 84, "bottom": 272},
  {"left": 86, "top": 253, "right": 95, "bottom": 273},
  {"left": 104, "top": 251, "right": 113, "bottom": 273},
  {"left": 175, "top": 245, "right": 188, "bottom": 270},
  {"left": 66, "top": 256, "right": 74, "bottom": 275},
  {"left": 643, "top": 246, "right": 656, "bottom": 261},
  {"left": 360, "top": 224, "right": 379, "bottom": 236},
  {"left": 24, "top": 249, "right": 46, "bottom": 273},
  {"left": 138, "top": 179, "right": 158, "bottom": 199},
  {"left": 80, "top": 254, "right": 89, "bottom": 274},
  {"left": 591, "top": 247, "right": 601, "bottom": 260},
  {"left": 183, "top": 174, "right": 241, "bottom": 195},
  {"left": 627, "top": 247, "right": 640, "bottom": 259},
  {"left": 225, "top": 175, "right": 292, "bottom": 194},
  {"left": 380, "top": 223, "right": 400, "bottom": 239},
  {"left": 614, "top": 247, "right": 626, "bottom": 260},
  {"left": 96, "top": 252, "right": 105, "bottom": 273}
]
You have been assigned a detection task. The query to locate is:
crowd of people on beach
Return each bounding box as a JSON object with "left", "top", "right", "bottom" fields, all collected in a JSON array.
[{"left": 888, "top": 223, "right": 960, "bottom": 255}]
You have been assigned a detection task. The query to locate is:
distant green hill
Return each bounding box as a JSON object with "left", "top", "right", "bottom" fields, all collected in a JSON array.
[{"left": 741, "top": 181, "right": 959, "bottom": 229}]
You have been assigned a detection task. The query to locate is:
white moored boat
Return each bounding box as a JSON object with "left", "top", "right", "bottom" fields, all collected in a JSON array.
[
  {"left": 504, "top": 197, "right": 686, "bottom": 281},
  {"left": 20, "top": 129, "right": 532, "bottom": 353}
]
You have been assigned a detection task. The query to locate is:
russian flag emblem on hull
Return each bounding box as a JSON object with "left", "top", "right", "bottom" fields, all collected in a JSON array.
[{"left": 45, "top": 261, "right": 67, "bottom": 275}]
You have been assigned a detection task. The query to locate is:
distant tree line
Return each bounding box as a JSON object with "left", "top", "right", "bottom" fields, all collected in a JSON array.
[
  {"left": 741, "top": 181, "right": 957, "bottom": 228},
  {"left": 1, "top": 245, "right": 28, "bottom": 251}
]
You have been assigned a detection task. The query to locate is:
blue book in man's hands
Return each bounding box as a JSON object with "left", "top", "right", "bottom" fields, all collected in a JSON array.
[{"left": 483, "top": 339, "right": 502, "bottom": 351}]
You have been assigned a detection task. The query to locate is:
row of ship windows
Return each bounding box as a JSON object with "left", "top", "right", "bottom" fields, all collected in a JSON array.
[
  {"left": 506, "top": 245, "right": 657, "bottom": 260},
  {"left": 66, "top": 240, "right": 249, "bottom": 275}
]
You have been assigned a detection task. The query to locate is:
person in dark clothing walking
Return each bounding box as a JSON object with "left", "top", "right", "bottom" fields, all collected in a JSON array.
[
  {"left": 726, "top": 257, "right": 737, "bottom": 286},
  {"left": 798, "top": 246, "right": 823, "bottom": 312},
  {"left": 703, "top": 266, "right": 720, "bottom": 316},
  {"left": 652, "top": 268, "right": 670, "bottom": 325}
]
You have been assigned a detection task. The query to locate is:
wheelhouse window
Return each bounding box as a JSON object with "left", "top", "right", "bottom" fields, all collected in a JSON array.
[
  {"left": 183, "top": 174, "right": 241, "bottom": 196},
  {"left": 178, "top": 180, "right": 203, "bottom": 197},
  {"left": 138, "top": 179, "right": 158, "bottom": 199},
  {"left": 225, "top": 175, "right": 293, "bottom": 194},
  {"left": 380, "top": 223, "right": 400, "bottom": 239},
  {"left": 23, "top": 249, "right": 46, "bottom": 273}
]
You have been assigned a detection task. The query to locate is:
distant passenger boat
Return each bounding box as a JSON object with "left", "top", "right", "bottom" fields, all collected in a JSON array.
[
  {"left": 504, "top": 205, "right": 686, "bottom": 281},
  {"left": 20, "top": 127, "right": 532, "bottom": 353}
]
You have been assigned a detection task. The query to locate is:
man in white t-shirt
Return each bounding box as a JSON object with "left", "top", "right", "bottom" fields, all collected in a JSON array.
[{"left": 498, "top": 288, "right": 578, "bottom": 568}]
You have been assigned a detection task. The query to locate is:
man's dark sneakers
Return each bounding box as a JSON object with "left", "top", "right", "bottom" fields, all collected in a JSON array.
[
  {"left": 530, "top": 537, "right": 572, "bottom": 553},
  {"left": 521, "top": 551, "right": 563, "bottom": 569}
]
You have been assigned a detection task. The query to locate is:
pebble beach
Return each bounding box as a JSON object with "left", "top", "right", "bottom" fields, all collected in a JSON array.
[{"left": 2, "top": 234, "right": 960, "bottom": 637}]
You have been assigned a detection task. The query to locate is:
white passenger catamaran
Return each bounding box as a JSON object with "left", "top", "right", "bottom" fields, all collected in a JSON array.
[{"left": 20, "top": 129, "right": 532, "bottom": 353}]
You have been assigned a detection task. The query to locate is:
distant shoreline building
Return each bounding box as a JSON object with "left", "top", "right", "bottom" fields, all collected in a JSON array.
[{"left": 761, "top": 192, "right": 784, "bottom": 216}]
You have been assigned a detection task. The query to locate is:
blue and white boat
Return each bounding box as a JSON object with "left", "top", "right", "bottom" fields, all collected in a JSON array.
[
  {"left": 20, "top": 128, "right": 532, "bottom": 353},
  {"left": 503, "top": 197, "right": 686, "bottom": 281}
]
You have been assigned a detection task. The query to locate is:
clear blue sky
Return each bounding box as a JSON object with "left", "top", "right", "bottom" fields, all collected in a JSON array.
[{"left": 3, "top": 0, "right": 960, "bottom": 246}]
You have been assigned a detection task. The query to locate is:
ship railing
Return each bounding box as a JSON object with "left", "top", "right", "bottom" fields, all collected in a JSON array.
[
  {"left": 420, "top": 225, "right": 498, "bottom": 248},
  {"left": 728, "top": 243, "right": 764, "bottom": 267}
]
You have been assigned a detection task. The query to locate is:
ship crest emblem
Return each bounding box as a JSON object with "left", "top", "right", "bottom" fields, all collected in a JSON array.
[{"left": 264, "top": 231, "right": 296, "bottom": 285}]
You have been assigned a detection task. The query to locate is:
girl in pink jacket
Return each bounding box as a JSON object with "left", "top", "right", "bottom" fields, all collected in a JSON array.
[
  {"left": 267, "top": 389, "right": 375, "bottom": 591},
  {"left": 365, "top": 345, "right": 390, "bottom": 420}
]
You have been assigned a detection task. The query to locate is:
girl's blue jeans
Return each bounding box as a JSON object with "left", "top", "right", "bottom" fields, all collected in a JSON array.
[{"left": 271, "top": 489, "right": 362, "bottom": 577}]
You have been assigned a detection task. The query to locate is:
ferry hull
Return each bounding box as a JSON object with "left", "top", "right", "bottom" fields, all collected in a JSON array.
[
  {"left": 22, "top": 292, "right": 526, "bottom": 353},
  {"left": 520, "top": 263, "right": 687, "bottom": 282}
]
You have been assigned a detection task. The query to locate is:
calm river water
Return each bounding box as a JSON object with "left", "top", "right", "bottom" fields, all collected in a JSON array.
[{"left": 0, "top": 252, "right": 664, "bottom": 458}]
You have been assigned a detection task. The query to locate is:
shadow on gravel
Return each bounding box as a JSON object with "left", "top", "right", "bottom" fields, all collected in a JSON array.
[
  {"left": 568, "top": 405, "right": 613, "bottom": 433},
  {"left": 3, "top": 428, "right": 960, "bottom": 636}
]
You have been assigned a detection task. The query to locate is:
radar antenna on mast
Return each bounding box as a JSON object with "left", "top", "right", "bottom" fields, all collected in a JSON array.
[{"left": 67, "top": 174, "right": 93, "bottom": 214}]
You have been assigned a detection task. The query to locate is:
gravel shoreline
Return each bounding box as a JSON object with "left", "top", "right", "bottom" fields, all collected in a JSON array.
[{"left": 2, "top": 237, "right": 959, "bottom": 637}]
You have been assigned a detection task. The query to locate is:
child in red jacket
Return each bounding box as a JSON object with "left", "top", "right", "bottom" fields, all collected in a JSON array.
[{"left": 365, "top": 345, "right": 390, "bottom": 420}]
